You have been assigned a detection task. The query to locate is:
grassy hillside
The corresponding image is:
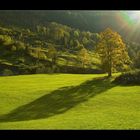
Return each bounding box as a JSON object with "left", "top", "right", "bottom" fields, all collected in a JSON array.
[
  {"left": 0, "top": 11, "right": 140, "bottom": 76},
  {"left": 0, "top": 73, "right": 140, "bottom": 129},
  {"left": 0, "top": 19, "right": 139, "bottom": 75},
  {"left": 0, "top": 22, "right": 103, "bottom": 75}
]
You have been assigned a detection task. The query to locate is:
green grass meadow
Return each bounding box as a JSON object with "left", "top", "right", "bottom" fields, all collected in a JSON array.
[{"left": 0, "top": 73, "right": 140, "bottom": 129}]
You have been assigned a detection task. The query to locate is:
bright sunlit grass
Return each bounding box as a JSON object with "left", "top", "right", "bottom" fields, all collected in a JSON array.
[{"left": 0, "top": 73, "right": 140, "bottom": 129}]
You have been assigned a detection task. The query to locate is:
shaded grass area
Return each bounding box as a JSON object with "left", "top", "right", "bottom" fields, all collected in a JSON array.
[{"left": 0, "top": 76, "right": 114, "bottom": 122}]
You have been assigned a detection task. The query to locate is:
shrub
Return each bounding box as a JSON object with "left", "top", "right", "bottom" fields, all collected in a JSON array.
[
  {"left": 54, "top": 66, "right": 60, "bottom": 73},
  {"left": 0, "top": 35, "right": 14, "bottom": 46},
  {"left": 57, "top": 65, "right": 103, "bottom": 74},
  {"left": 2, "top": 69, "right": 14, "bottom": 76},
  {"left": 113, "top": 70, "right": 140, "bottom": 85},
  {"left": 15, "top": 41, "right": 26, "bottom": 51},
  {"left": 46, "top": 67, "right": 53, "bottom": 73},
  {"left": 36, "top": 66, "right": 47, "bottom": 74},
  {"left": 11, "top": 45, "right": 17, "bottom": 51},
  {"left": 17, "top": 58, "right": 25, "bottom": 63}
]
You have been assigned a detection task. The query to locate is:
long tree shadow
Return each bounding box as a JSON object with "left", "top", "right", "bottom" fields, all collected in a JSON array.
[{"left": 0, "top": 76, "right": 115, "bottom": 122}]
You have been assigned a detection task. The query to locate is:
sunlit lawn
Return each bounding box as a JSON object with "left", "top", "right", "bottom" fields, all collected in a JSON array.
[{"left": 0, "top": 73, "right": 140, "bottom": 129}]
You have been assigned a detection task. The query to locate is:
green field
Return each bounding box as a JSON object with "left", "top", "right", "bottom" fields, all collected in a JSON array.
[{"left": 0, "top": 73, "right": 140, "bottom": 129}]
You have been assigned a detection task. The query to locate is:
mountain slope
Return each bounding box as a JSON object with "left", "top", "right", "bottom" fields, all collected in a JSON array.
[{"left": 0, "top": 10, "right": 140, "bottom": 43}]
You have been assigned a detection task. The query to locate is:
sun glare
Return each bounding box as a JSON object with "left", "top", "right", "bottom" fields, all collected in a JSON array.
[{"left": 127, "top": 11, "right": 140, "bottom": 21}]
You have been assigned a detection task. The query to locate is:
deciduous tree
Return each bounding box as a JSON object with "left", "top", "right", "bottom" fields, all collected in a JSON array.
[
  {"left": 78, "top": 48, "right": 90, "bottom": 68},
  {"left": 97, "top": 28, "right": 131, "bottom": 77}
]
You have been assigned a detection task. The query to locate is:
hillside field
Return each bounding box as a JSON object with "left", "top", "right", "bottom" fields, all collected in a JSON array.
[{"left": 0, "top": 73, "right": 140, "bottom": 129}]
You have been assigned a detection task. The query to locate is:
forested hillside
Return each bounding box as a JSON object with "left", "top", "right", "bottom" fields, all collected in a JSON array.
[
  {"left": 0, "top": 22, "right": 103, "bottom": 75},
  {"left": 0, "top": 10, "right": 140, "bottom": 76}
]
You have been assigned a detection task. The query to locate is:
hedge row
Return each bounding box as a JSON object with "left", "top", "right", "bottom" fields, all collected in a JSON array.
[{"left": 113, "top": 70, "right": 140, "bottom": 85}]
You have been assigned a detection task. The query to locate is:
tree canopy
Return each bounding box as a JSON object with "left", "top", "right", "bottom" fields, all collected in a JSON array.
[{"left": 97, "top": 28, "right": 131, "bottom": 76}]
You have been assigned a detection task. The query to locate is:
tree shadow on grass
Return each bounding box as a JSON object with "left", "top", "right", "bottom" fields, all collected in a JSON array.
[{"left": 0, "top": 76, "right": 115, "bottom": 122}]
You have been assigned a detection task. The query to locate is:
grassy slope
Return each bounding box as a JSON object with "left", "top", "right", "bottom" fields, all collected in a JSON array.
[{"left": 0, "top": 73, "right": 140, "bottom": 129}]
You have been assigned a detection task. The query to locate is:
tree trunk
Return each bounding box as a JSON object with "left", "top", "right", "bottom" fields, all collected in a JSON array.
[
  {"left": 82, "top": 62, "right": 85, "bottom": 68},
  {"left": 108, "top": 68, "right": 112, "bottom": 77},
  {"left": 108, "top": 59, "right": 112, "bottom": 77},
  {"left": 108, "top": 52, "right": 112, "bottom": 77}
]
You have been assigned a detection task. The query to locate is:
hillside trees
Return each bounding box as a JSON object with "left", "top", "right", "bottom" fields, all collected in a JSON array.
[
  {"left": 134, "top": 51, "right": 140, "bottom": 68},
  {"left": 0, "top": 22, "right": 137, "bottom": 75},
  {"left": 78, "top": 48, "right": 90, "bottom": 68},
  {"left": 0, "top": 35, "right": 14, "bottom": 46},
  {"left": 47, "top": 45, "right": 57, "bottom": 65}
]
